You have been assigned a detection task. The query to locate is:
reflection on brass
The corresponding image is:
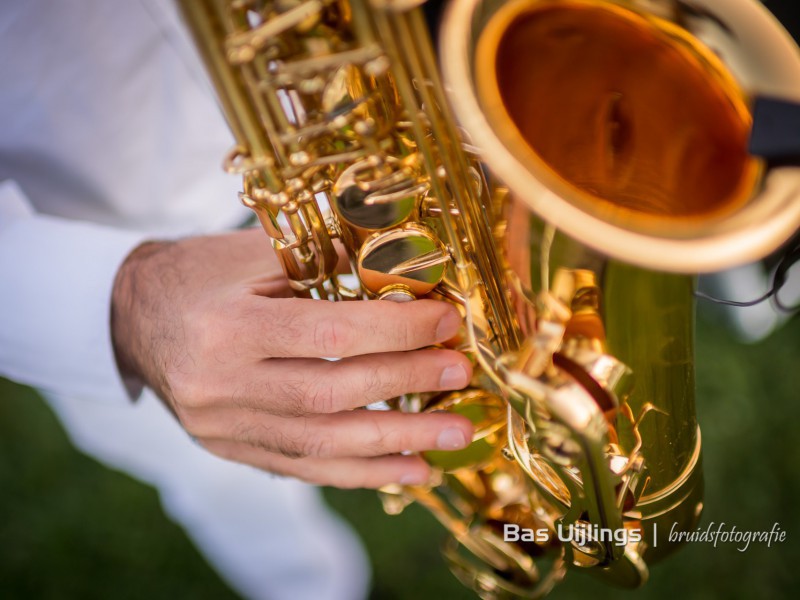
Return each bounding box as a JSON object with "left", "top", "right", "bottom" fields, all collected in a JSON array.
[
  {"left": 357, "top": 224, "right": 449, "bottom": 296},
  {"left": 333, "top": 157, "right": 421, "bottom": 230},
  {"left": 178, "top": 0, "right": 800, "bottom": 597}
]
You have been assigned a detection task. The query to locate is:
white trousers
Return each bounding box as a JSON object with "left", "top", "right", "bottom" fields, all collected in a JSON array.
[{"left": 44, "top": 390, "right": 371, "bottom": 600}]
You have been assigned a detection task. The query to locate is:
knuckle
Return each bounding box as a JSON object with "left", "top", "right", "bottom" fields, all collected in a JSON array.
[
  {"left": 232, "top": 416, "right": 310, "bottom": 459},
  {"left": 232, "top": 421, "right": 281, "bottom": 454},
  {"left": 228, "top": 294, "right": 264, "bottom": 357},
  {"left": 365, "top": 415, "right": 411, "bottom": 454},
  {"left": 365, "top": 361, "right": 408, "bottom": 402},
  {"left": 230, "top": 379, "right": 269, "bottom": 414},
  {"left": 305, "top": 377, "right": 338, "bottom": 414},
  {"left": 167, "top": 370, "right": 209, "bottom": 409},
  {"left": 274, "top": 432, "right": 307, "bottom": 459},
  {"left": 269, "top": 301, "right": 305, "bottom": 357},
  {"left": 183, "top": 306, "right": 223, "bottom": 357},
  {"left": 301, "top": 432, "right": 335, "bottom": 459},
  {"left": 271, "top": 371, "right": 308, "bottom": 416},
  {"left": 313, "top": 318, "right": 351, "bottom": 358},
  {"left": 383, "top": 427, "right": 414, "bottom": 454},
  {"left": 230, "top": 420, "right": 257, "bottom": 445}
]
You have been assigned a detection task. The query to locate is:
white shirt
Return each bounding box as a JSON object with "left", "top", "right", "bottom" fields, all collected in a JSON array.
[
  {"left": 0, "top": 10, "right": 373, "bottom": 600},
  {"left": 0, "top": 0, "right": 249, "bottom": 401}
]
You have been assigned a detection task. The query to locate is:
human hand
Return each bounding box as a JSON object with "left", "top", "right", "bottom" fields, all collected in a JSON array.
[{"left": 111, "top": 229, "right": 474, "bottom": 488}]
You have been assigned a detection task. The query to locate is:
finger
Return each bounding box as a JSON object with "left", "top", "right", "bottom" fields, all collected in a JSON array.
[
  {"left": 249, "top": 297, "right": 462, "bottom": 358},
  {"left": 202, "top": 440, "right": 433, "bottom": 489},
  {"left": 229, "top": 348, "right": 472, "bottom": 415},
  {"left": 206, "top": 408, "right": 475, "bottom": 459}
]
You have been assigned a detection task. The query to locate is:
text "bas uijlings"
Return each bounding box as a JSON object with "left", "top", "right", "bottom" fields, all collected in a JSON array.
[{"left": 504, "top": 524, "right": 643, "bottom": 547}]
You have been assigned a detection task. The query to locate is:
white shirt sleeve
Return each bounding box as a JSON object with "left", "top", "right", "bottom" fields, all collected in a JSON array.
[
  {"left": 0, "top": 3, "right": 248, "bottom": 403},
  {"left": 0, "top": 180, "right": 149, "bottom": 402}
]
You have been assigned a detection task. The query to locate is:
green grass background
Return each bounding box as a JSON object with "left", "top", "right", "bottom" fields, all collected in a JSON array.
[{"left": 2, "top": 309, "right": 799, "bottom": 599}]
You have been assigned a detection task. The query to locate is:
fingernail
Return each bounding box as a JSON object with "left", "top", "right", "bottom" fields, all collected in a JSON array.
[
  {"left": 400, "top": 472, "right": 428, "bottom": 485},
  {"left": 436, "top": 427, "right": 468, "bottom": 450},
  {"left": 439, "top": 363, "right": 468, "bottom": 389},
  {"left": 435, "top": 309, "right": 461, "bottom": 341}
]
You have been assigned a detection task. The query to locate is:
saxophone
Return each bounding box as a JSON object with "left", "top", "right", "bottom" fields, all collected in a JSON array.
[{"left": 176, "top": 0, "right": 800, "bottom": 597}]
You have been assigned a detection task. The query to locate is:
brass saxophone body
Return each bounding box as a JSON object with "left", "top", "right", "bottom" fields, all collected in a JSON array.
[{"left": 176, "top": 0, "right": 800, "bottom": 597}]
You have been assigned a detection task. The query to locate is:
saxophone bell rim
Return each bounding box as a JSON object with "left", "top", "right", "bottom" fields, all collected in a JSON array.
[{"left": 440, "top": 0, "right": 800, "bottom": 274}]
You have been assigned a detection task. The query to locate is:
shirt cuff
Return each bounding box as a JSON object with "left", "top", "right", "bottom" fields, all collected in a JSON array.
[{"left": 0, "top": 181, "right": 150, "bottom": 402}]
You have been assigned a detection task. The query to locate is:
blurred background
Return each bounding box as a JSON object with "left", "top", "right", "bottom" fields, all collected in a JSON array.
[
  {"left": 3, "top": 1, "right": 800, "bottom": 599},
  {"left": 2, "top": 306, "right": 799, "bottom": 599}
]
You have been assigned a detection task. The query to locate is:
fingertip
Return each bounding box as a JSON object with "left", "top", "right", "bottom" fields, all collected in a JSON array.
[
  {"left": 399, "top": 462, "right": 432, "bottom": 486},
  {"left": 428, "top": 411, "right": 475, "bottom": 448},
  {"left": 439, "top": 362, "right": 469, "bottom": 389},
  {"left": 462, "top": 356, "right": 474, "bottom": 382},
  {"left": 434, "top": 304, "right": 463, "bottom": 342},
  {"left": 437, "top": 351, "right": 473, "bottom": 390},
  {"left": 452, "top": 414, "right": 477, "bottom": 446}
]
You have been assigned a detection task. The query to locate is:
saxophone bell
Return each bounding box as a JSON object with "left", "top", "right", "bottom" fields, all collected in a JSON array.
[{"left": 442, "top": 0, "right": 800, "bottom": 274}]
